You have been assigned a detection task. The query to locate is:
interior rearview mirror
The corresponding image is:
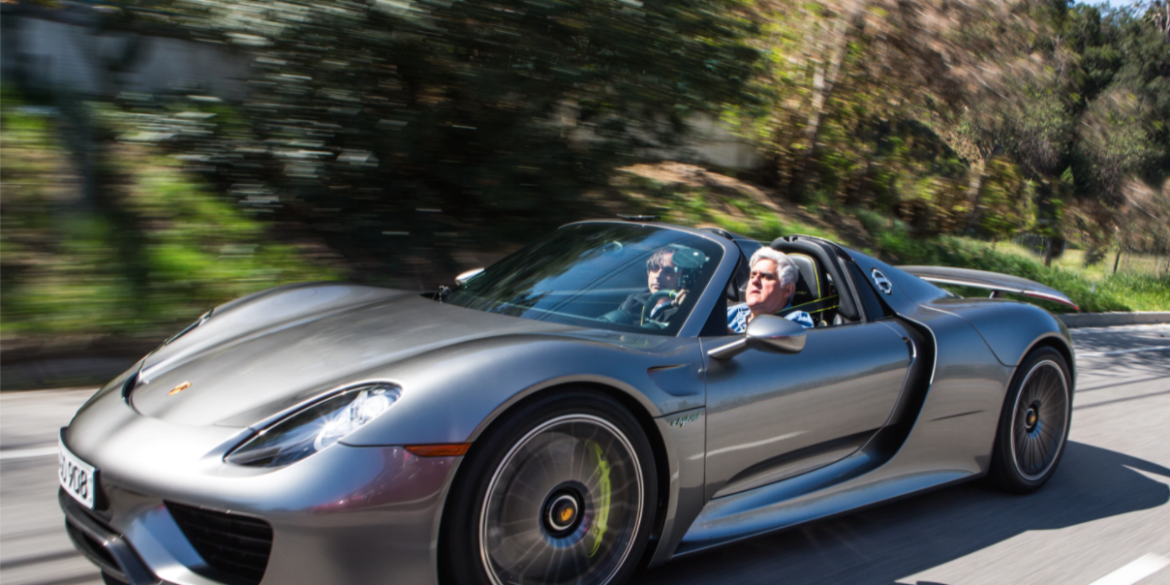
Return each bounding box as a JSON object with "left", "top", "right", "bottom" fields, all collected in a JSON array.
[{"left": 455, "top": 267, "right": 485, "bottom": 286}]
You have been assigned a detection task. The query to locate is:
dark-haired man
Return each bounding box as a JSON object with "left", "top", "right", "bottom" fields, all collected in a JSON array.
[{"left": 606, "top": 247, "right": 690, "bottom": 325}]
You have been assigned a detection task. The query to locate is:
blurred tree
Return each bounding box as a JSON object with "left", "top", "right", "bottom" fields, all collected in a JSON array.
[
  {"left": 732, "top": 0, "right": 1032, "bottom": 204},
  {"left": 116, "top": 0, "right": 760, "bottom": 282}
]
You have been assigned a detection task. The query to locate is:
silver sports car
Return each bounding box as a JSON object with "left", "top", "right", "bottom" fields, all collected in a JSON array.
[{"left": 59, "top": 219, "right": 1078, "bottom": 585}]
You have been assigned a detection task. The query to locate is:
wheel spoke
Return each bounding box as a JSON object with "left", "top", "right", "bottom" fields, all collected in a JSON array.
[
  {"left": 1036, "top": 430, "right": 1050, "bottom": 467},
  {"left": 481, "top": 414, "right": 644, "bottom": 585},
  {"left": 1011, "top": 361, "right": 1069, "bottom": 481}
]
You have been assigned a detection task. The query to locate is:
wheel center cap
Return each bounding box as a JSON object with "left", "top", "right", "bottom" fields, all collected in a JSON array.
[
  {"left": 544, "top": 493, "right": 581, "bottom": 534},
  {"left": 1025, "top": 408, "right": 1039, "bottom": 431}
]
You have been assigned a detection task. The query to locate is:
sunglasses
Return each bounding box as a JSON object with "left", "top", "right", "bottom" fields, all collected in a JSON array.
[{"left": 647, "top": 261, "right": 680, "bottom": 273}]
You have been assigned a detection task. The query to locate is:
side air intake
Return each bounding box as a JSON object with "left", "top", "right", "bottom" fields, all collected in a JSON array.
[{"left": 166, "top": 501, "right": 274, "bottom": 585}]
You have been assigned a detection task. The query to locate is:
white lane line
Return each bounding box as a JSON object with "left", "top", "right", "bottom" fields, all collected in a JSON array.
[
  {"left": 0, "top": 446, "right": 58, "bottom": 460},
  {"left": 1089, "top": 553, "right": 1170, "bottom": 585},
  {"left": 1078, "top": 346, "right": 1170, "bottom": 358}
]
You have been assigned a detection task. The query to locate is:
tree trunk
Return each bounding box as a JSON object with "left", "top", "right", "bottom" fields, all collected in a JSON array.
[
  {"left": 1113, "top": 249, "right": 1122, "bottom": 274},
  {"left": 788, "top": 15, "right": 851, "bottom": 202},
  {"left": 962, "top": 157, "right": 988, "bottom": 233}
]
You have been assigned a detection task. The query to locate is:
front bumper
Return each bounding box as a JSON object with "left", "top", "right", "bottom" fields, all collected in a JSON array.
[
  {"left": 61, "top": 489, "right": 160, "bottom": 585},
  {"left": 60, "top": 419, "right": 460, "bottom": 585}
]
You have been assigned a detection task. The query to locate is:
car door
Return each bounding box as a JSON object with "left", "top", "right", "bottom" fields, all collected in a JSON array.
[{"left": 701, "top": 319, "right": 911, "bottom": 499}]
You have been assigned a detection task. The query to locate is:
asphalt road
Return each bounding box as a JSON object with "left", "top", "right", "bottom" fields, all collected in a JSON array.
[{"left": 2, "top": 325, "right": 1168, "bottom": 585}]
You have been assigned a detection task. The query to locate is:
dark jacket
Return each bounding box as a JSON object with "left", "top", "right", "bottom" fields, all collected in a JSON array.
[{"left": 614, "top": 290, "right": 682, "bottom": 325}]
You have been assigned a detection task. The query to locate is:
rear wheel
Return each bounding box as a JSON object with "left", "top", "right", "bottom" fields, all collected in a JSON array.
[
  {"left": 442, "top": 390, "right": 657, "bottom": 585},
  {"left": 989, "top": 347, "right": 1072, "bottom": 493}
]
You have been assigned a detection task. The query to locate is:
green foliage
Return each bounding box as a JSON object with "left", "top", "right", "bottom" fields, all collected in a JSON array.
[
  {"left": 6, "top": 0, "right": 1170, "bottom": 351},
  {"left": 0, "top": 99, "right": 337, "bottom": 338},
  {"left": 611, "top": 166, "right": 839, "bottom": 242},
  {"left": 870, "top": 217, "right": 1169, "bottom": 312},
  {"left": 726, "top": 0, "right": 1170, "bottom": 263},
  {"left": 135, "top": 0, "right": 761, "bottom": 275}
]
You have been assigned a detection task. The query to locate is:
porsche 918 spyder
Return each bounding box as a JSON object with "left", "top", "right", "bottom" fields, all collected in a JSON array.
[{"left": 59, "top": 220, "right": 1077, "bottom": 585}]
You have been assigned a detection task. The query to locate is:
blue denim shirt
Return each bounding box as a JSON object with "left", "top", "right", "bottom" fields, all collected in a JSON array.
[{"left": 727, "top": 303, "right": 814, "bottom": 334}]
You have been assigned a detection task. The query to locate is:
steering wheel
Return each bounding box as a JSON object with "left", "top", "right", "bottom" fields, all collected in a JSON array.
[
  {"left": 646, "top": 290, "right": 677, "bottom": 308},
  {"left": 639, "top": 290, "right": 678, "bottom": 330}
]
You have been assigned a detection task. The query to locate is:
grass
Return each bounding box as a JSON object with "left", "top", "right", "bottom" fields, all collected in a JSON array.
[
  {"left": 612, "top": 166, "right": 843, "bottom": 243},
  {"left": 998, "top": 243, "right": 1166, "bottom": 280},
  {"left": 858, "top": 216, "right": 1169, "bottom": 313},
  {"left": 1, "top": 99, "right": 339, "bottom": 340}
]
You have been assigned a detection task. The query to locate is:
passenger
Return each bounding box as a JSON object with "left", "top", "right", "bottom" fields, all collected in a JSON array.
[
  {"left": 727, "top": 248, "right": 814, "bottom": 333},
  {"left": 610, "top": 247, "right": 690, "bottom": 325}
]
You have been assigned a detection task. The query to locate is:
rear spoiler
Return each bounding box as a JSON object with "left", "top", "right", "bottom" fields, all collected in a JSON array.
[{"left": 899, "top": 266, "right": 1080, "bottom": 311}]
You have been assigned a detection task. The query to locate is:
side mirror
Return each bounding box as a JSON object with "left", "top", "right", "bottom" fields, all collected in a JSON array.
[
  {"left": 455, "top": 267, "right": 484, "bottom": 286},
  {"left": 708, "top": 314, "right": 807, "bottom": 360},
  {"left": 745, "top": 314, "right": 807, "bottom": 353}
]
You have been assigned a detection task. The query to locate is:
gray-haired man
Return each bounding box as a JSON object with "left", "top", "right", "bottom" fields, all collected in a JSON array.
[{"left": 727, "top": 248, "right": 814, "bottom": 333}]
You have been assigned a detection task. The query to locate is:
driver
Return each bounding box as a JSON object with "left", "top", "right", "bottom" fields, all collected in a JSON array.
[
  {"left": 611, "top": 246, "right": 692, "bottom": 325},
  {"left": 727, "top": 248, "right": 814, "bottom": 333}
]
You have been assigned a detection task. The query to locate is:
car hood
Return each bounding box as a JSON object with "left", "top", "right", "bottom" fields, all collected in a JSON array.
[{"left": 130, "top": 284, "right": 577, "bottom": 427}]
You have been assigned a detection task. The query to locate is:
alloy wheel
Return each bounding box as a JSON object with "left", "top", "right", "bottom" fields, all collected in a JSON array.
[
  {"left": 1009, "top": 359, "right": 1070, "bottom": 481},
  {"left": 478, "top": 414, "right": 644, "bottom": 585}
]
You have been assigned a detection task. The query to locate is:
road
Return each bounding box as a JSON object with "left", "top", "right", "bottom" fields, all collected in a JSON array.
[{"left": 2, "top": 325, "right": 1168, "bottom": 585}]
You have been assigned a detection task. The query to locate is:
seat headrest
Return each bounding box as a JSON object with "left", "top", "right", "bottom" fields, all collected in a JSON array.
[
  {"left": 771, "top": 241, "right": 848, "bottom": 323},
  {"left": 789, "top": 269, "right": 815, "bottom": 307},
  {"left": 786, "top": 254, "right": 820, "bottom": 299}
]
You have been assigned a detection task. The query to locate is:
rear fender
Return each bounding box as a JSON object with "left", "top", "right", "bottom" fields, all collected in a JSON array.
[
  {"left": 838, "top": 251, "right": 1074, "bottom": 370},
  {"left": 925, "top": 298, "right": 1072, "bottom": 368}
]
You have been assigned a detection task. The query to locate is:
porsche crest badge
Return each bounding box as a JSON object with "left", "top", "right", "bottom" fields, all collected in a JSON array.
[
  {"left": 167, "top": 381, "right": 192, "bottom": 396},
  {"left": 871, "top": 269, "right": 893, "bottom": 295}
]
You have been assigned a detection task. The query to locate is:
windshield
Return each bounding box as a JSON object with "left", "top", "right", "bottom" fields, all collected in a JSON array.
[{"left": 446, "top": 223, "right": 724, "bottom": 336}]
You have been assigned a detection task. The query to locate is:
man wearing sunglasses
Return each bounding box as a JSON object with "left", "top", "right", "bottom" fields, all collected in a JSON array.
[{"left": 604, "top": 247, "right": 692, "bottom": 327}]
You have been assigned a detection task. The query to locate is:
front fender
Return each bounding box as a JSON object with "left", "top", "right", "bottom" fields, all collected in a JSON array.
[{"left": 340, "top": 333, "right": 706, "bottom": 447}]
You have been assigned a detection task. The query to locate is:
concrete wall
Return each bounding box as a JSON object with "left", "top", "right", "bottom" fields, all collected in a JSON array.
[
  {"left": 2, "top": 11, "right": 248, "bottom": 100},
  {"left": 680, "top": 113, "right": 765, "bottom": 170}
]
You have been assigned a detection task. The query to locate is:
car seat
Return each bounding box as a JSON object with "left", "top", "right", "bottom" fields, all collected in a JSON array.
[{"left": 779, "top": 253, "right": 839, "bottom": 327}]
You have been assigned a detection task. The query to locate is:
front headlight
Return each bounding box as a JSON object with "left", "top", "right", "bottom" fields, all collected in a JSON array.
[{"left": 226, "top": 383, "right": 401, "bottom": 468}]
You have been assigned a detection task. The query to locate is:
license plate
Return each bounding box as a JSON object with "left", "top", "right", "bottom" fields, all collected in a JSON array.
[{"left": 59, "top": 436, "right": 96, "bottom": 509}]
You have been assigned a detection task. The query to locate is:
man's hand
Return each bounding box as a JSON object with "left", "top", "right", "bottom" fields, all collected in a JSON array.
[{"left": 670, "top": 289, "right": 689, "bottom": 308}]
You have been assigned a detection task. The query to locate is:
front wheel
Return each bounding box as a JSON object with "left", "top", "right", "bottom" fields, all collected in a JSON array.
[
  {"left": 442, "top": 390, "right": 657, "bottom": 585},
  {"left": 989, "top": 347, "right": 1073, "bottom": 493}
]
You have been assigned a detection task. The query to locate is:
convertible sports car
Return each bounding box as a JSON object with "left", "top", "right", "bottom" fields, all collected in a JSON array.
[{"left": 59, "top": 219, "right": 1077, "bottom": 585}]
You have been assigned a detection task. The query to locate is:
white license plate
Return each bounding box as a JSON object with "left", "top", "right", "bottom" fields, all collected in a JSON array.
[{"left": 59, "top": 436, "right": 96, "bottom": 509}]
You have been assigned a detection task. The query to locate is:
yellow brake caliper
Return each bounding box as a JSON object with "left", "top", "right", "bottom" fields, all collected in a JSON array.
[{"left": 588, "top": 442, "right": 611, "bottom": 557}]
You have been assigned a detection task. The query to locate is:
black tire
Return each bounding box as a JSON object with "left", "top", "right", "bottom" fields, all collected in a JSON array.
[
  {"left": 441, "top": 389, "right": 657, "bottom": 585},
  {"left": 989, "top": 347, "right": 1073, "bottom": 493}
]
